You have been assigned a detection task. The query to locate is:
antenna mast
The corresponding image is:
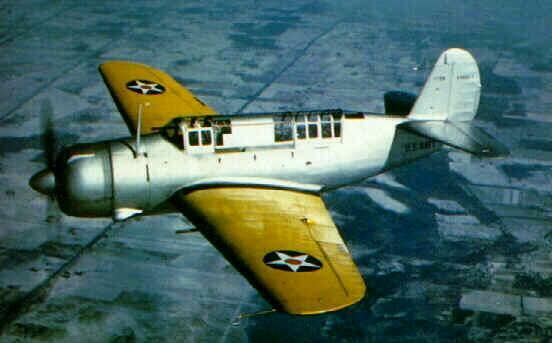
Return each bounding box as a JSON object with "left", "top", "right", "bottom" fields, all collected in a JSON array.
[{"left": 136, "top": 102, "right": 150, "bottom": 157}]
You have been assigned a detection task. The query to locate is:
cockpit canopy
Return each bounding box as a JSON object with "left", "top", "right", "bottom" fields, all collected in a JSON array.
[{"left": 160, "top": 109, "right": 350, "bottom": 153}]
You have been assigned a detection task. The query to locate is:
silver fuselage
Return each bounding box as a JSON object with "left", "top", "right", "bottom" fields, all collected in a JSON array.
[{"left": 55, "top": 113, "right": 440, "bottom": 219}]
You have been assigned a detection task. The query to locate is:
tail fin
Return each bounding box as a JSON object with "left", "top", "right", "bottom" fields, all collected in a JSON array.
[
  {"left": 408, "top": 48, "right": 481, "bottom": 122},
  {"left": 403, "top": 48, "right": 508, "bottom": 157}
]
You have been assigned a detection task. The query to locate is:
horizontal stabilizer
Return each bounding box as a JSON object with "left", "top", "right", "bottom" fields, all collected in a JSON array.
[{"left": 399, "top": 121, "right": 509, "bottom": 157}]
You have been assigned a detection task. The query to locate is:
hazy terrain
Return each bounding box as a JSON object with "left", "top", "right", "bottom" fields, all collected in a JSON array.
[{"left": 0, "top": 1, "right": 550, "bottom": 341}]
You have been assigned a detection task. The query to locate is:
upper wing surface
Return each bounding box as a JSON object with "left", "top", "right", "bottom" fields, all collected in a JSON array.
[
  {"left": 99, "top": 61, "right": 216, "bottom": 134},
  {"left": 173, "top": 186, "right": 366, "bottom": 315}
]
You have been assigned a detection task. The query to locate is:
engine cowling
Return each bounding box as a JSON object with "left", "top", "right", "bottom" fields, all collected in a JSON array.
[{"left": 56, "top": 143, "right": 114, "bottom": 217}]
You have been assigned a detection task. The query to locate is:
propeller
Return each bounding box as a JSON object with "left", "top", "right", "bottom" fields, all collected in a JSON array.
[
  {"left": 30, "top": 99, "right": 60, "bottom": 223},
  {"left": 41, "top": 100, "right": 57, "bottom": 171}
]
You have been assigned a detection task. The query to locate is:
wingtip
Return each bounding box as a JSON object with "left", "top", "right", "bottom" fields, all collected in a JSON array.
[
  {"left": 98, "top": 61, "right": 118, "bottom": 75},
  {"left": 286, "top": 290, "right": 367, "bottom": 316},
  {"left": 98, "top": 60, "right": 151, "bottom": 74},
  {"left": 282, "top": 278, "right": 367, "bottom": 316}
]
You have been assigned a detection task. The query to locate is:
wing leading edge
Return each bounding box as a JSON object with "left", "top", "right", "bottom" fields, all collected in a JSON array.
[
  {"left": 173, "top": 186, "right": 366, "bottom": 315},
  {"left": 99, "top": 61, "right": 216, "bottom": 134}
]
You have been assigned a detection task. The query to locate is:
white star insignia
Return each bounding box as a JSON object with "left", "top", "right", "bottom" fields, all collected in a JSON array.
[
  {"left": 127, "top": 80, "right": 164, "bottom": 95},
  {"left": 266, "top": 251, "right": 320, "bottom": 272}
]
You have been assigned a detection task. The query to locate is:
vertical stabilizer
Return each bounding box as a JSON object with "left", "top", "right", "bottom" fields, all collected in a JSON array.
[{"left": 409, "top": 48, "right": 481, "bottom": 121}]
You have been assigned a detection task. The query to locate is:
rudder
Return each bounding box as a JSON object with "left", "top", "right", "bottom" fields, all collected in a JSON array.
[{"left": 408, "top": 48, "right": 481, "bottom": 122}]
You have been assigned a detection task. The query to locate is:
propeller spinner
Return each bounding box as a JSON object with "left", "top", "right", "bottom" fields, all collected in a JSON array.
[
  {"left": 29, "top": 103, "right": 58, "bottom": 196},
  {"left": 29, "top": 168, "right": 55, "bottom": 195}
]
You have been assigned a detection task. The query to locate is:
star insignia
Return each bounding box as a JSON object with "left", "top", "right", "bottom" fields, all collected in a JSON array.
[
  {"left": 126, "top": 79, "right": 166, "bottom": 95},
  {"left": 263, "top": 250, "right": 322, "bottom": 272}
]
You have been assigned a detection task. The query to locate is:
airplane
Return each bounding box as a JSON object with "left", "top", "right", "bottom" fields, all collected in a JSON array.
[{"left": 29, "top": 48, "right": 508, "bottom": 316}]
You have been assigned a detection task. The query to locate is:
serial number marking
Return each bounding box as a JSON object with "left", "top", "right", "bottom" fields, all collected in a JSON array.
[
  {"left": 403, "top": 140, "right": 438, "bottom": 153},
  {"left": 457, "top": 73, "right": 475, "bottom": 80}
]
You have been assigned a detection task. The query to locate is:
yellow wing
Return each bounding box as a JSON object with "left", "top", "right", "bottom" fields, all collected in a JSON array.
[
  {"left": 99, "top": 61, "right": 216, "bottom": 134},
  {"left": 174, "top": 187, "right": 366, "bottom": 315}
]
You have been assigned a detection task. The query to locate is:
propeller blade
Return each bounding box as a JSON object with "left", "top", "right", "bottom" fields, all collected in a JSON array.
[
  {"left": 46, "top": 193, "right": 60, "bottom": 223},
  {"left": 40, "top": 99, "right": 56, "bottom": 170},
  {"left": 37, "top": 99, "right": 60, "bottom": 223}
]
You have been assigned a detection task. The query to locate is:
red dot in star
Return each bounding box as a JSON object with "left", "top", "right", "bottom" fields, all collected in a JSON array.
[{"left": 285, "top": 259, "right": 301, "bottom": 265}]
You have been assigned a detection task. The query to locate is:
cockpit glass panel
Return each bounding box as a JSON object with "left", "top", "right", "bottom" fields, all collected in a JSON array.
[
  {"left": 296, "top": 124, "right": 306, "bottom": 139},
  {"left": 214, "top": 120, "right": 231, "bottom": 146},
  {"left": 201, "top": 130, "right": 212, "bottom": 146},
  {"left": 308, "top": 123, "right": 318, "bottom": 138},
  {"left": 189, "top": 131, "right": 199, "bottom": 146},
  {"left": 295, "top": 115, "right": 305, "bottom": 123},
  {"left": 322, "top": 123, "right": 332, "bottom": 138},
  {"left": 321, "top": 114, "right": 331, "bottom": 122},
  {"left": 275, "top": 117, "right": 293, "bottom": 142},
  {"left": 308, "top": 114, "right": 318, "bottom": 122}
]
